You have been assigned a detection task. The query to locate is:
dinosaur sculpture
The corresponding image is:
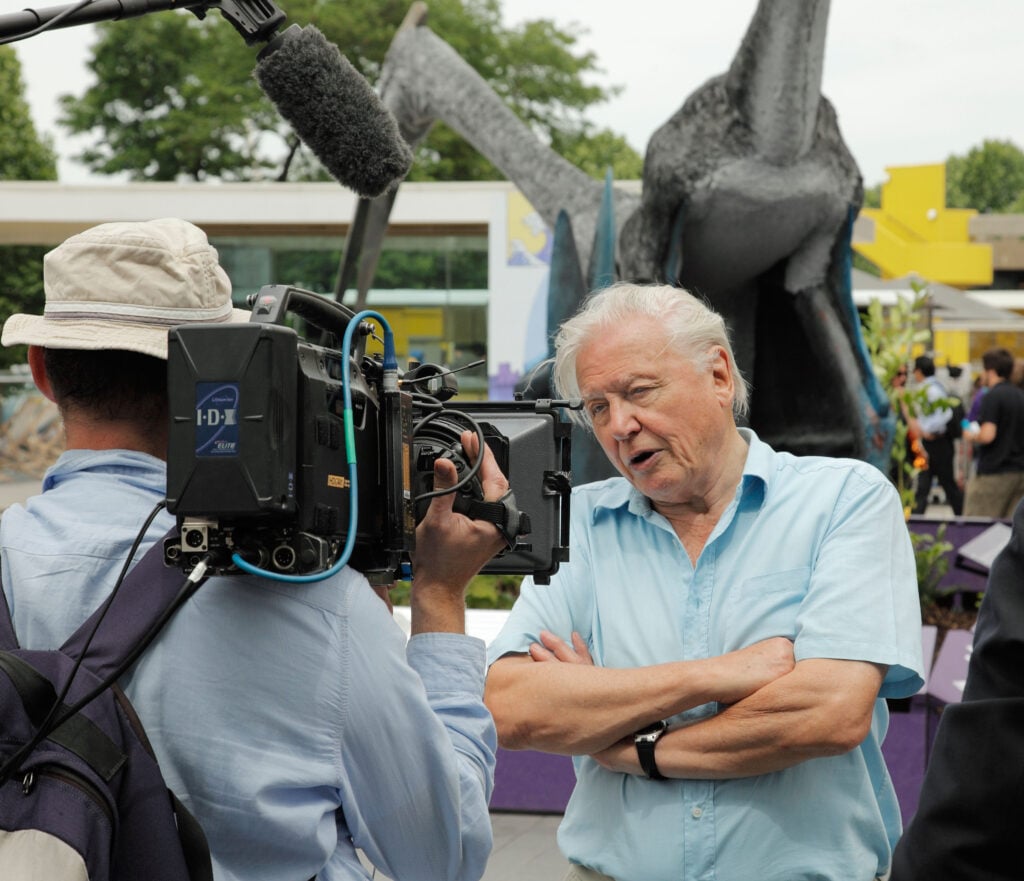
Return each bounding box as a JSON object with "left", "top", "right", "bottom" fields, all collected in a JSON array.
[{"left": 346, "top": 0, "right": 893, "bottom": 479}]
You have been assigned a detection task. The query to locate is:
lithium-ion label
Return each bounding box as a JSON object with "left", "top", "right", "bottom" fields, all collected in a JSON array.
[{"left": 195, "top": 382, "right": 240, "bottom": 456}]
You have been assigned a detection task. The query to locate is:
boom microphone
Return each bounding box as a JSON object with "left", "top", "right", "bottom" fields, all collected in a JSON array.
[{"left": 255, "top": 24, "right": 414, "bottom": 199}]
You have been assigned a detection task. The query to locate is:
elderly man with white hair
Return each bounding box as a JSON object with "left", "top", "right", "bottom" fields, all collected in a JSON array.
[{"left": 485, "top": 282, "right": 924, "bottom": 881}]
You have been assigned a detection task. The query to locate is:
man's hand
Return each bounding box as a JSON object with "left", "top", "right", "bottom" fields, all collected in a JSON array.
[
  {"left": 528, "top": 630, "right": 594, "bottom": 665},
  {"left": 409, "top": 430, "right": 509, "bottom": 634},
  {"left": 529, "top": 632, "right": 793, "bottom": 705},
  {"left": 591, "top": 735, "right": 642, "bottom": 775}
]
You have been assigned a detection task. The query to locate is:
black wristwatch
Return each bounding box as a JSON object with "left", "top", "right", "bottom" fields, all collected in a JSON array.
[{"left": 634, "top": 720, "right": 668, "bottom": 780}]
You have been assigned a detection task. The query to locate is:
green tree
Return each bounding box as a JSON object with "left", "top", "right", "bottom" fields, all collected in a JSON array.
[
  {"left": 862, "top": 182, "right": 881, "bottom": 209},
  {"left": 58, "top": 14, "right": 278, "bottom": 181},
  {"left": 946, "top": 139, "right": 1024, "bottom": 213},
  {"left": 0, "top": 46, "right": 58, "bottom": 370},
  {"left": 0, "top": 47, "right": 58, "bottom": 179},
  {"left": 58, "top": 0, "right": 641, "bottom": 183}
]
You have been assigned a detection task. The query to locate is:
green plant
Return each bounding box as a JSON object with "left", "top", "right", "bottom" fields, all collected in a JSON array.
[
  {"left": 910, "top": 525, "right": 954, "bottom": 609},
  {"left": 861, "top": 284, "right": 970, "bottom": 612},
  {"left": 859, "top": 285, "right": 932, "bottom": 513},
  {"left": 465, "top": 574, "right": 522, "bottom": 610},
  {"left": 387, "top": 573, "right": 522, "bottom": 610}
]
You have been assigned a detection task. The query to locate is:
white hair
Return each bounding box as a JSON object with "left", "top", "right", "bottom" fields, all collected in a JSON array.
[{"left": 552, "top": 282, "right": 749, "bottom": 426}]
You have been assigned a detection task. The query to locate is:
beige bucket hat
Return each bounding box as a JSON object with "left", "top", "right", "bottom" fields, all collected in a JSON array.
[{"left": 1, "top": 217, "right": 250, "bottom": 359}]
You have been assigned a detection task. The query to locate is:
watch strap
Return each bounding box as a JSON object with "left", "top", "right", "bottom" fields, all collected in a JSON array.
[{"left": 634, "top": 721, "right": 667, "bottom": 780}]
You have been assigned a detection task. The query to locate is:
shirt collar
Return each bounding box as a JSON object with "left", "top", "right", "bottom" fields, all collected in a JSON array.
[
  {"left": 592, "top": 427, "right": 773, "bottom": 519},
  {"left": 737, "top": 427, "right": 772, "bottom": 503},
  {"left": 42, "top": 448, "right": 167, "bottom": 495}
]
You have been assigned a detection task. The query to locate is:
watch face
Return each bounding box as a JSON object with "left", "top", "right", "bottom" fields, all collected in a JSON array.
[{"left": 636, "top": 721, "right": 667, "bottom": 740}]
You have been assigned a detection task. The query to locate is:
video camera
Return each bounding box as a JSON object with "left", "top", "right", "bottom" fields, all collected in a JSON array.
[{"left": 163, "top": 285, "right": 574, "bottom": 585}]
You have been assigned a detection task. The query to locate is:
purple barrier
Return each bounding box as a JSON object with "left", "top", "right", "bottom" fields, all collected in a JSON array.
[
  {"left": 927, "top": 629, "right": 974, "bottom": 705},
  {"left": 491, "top": 748, "right": 574, "bottom": 813},
  {"left": 908, "top": 516, "right": 1010, "bottom": 596}
]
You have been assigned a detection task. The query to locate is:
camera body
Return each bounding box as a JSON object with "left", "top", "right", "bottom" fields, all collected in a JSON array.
[{"left": 164, "top": 285, "right": 573, "bottom": 584}]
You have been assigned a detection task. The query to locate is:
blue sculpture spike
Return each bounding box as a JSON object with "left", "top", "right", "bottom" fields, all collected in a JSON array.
[
  {"left": 664, "top": 202, "right": 686, "bottom": 286},
  {"left": 547, "top": 209, "right": 588, "bottom": 358},
  {"left": 516, "top": 207, "right": 618, "bottom": 485},
  {"left": 587, "top": 168, "right": 618, "bottom": 292}
]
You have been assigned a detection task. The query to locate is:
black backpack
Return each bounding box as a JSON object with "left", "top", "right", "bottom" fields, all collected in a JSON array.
[
  {"left": 0, "top": 536, "right": 213, "bottom": 881},
  {"left": 946, "top": 396, "right": 966, "bottom": 440}
]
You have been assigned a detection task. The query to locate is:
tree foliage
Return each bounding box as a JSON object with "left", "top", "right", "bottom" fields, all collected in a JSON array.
[
  {"left": 946, "top": 138, "right": 1024, "bottom": 214},
  {"left": 0, "top": 47, "right": 58, "bottom": 370},
  {"left": 58, "top": 0, "right": 641, "bottom": 183},
  {"left": 58, "top": 14, "right": 277, "bottom": 181},
  {"left": 862, "top": 182, "right": 881, "bottom": 209},
  {"left": 1, "top": 47, "right": 58, "bottom": 180}
]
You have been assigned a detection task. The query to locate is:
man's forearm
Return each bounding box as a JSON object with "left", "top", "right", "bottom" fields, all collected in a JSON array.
[
  {"left": 485, "top": 637, "right": 793, "bottom": 755},
  {"left": 410, "top": 582, "right": 467, "bottom": 634},
  {"left": 486, "top": 657, "right": 725, "bottom": 754},
  {"left": 593, "top": 658, "right": 886, "bottom": 778}
]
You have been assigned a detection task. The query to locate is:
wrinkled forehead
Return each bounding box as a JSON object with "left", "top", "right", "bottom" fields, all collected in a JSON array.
[{"left": 578, "top": 368, "right": 659, "bottom": 400}]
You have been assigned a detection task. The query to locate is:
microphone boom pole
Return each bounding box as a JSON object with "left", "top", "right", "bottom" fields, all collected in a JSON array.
[{"left": 0, "top": 0, "right": 285, "bottom": 46}]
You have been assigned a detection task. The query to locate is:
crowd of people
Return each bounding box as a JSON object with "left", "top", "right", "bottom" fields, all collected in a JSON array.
[
  {"left": 0, "top": 218, "right": 1019, "bottom": 881},
  {"left": 898, "top": 349, "right": 1024, "bottom": 519}
]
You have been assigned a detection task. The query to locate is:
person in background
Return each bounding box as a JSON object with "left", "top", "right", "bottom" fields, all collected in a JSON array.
[
  {"left": 962, "top": 347, "right": 1024, "bottom": 518},
  {"left": 892, "top": 364, "right": 927, "bottom": 493},
  {"left": 910, "top": 355, "right": 963, "bottom": 516}
]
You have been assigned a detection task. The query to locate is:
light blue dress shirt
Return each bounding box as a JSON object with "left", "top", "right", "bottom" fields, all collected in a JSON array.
[
  {"left": 488, "top": 429, "right": 923, "bottom": 881},
  {"left": 918, "top": 376, "right": 953, "bottom": 436},
  {"left": 2, "top": 450, "right": 496, "bottom": 881}
]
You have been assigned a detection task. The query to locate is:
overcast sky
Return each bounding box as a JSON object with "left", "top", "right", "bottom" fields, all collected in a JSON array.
[{"left": 8, "top": 0, "right": 1024, "bottom": 187}]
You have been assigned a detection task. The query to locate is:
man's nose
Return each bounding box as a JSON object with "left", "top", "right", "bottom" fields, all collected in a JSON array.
[{"left": 608, "top": 399, "right": 641, "bottom": 441}]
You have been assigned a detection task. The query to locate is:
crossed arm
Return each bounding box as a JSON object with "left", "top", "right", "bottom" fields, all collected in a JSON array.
[{"left": 484, "top": 630, "right": 885, "bottom": 779}]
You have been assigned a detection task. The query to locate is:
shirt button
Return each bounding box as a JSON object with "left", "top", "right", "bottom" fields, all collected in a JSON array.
[{"left": 691, "top": 807, "right": 703, "bottom": 819}]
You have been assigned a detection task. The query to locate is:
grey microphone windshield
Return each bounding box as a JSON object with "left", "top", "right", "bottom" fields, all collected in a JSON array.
[{"left": 255, "top": 24, "right": 413, "bottom": 198}]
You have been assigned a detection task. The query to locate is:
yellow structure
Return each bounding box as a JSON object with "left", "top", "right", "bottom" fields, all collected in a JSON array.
[{"left": 855, "top": 164, "right": 993, "bottom": 288}]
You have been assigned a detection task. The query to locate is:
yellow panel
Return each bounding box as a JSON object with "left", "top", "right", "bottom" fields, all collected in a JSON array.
[
  {"left": 932, "top": 330, "right": 969, "bottom": 365},
  {"left": 362, "top": 307, "right": 445, "bottom": 363},
  {"left": 853, "top": 164, "right": 992, "bottom": 288},
  {"left": 966, "top": 332, "right": 1024, "bottom": 366}
]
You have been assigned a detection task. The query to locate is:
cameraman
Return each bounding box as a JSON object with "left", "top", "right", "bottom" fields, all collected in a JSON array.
[{"left": 0, "top": 219, "right": 506, "bottom": 881}]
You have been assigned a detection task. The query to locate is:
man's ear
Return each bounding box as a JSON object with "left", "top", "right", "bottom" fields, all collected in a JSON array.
[
  {"left": 709, "top": 346, "right": 735, "bottom": 408},
  {"left": 27, "top": 345, "right": 56, "bottom": 403}
]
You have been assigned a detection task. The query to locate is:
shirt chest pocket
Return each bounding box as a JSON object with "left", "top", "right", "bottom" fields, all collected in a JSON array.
[{"left": 726, "top": 567, "right": 810, "bottom": 639}]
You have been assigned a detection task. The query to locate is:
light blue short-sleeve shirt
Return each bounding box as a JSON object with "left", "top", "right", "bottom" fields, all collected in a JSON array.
[{"left": 488, "top": 429, "right": 924, "bottom": 881}]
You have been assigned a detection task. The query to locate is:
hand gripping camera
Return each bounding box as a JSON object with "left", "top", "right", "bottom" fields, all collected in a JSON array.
[{"left": 163, "top": 286, "right": 574, "bottom": 585}]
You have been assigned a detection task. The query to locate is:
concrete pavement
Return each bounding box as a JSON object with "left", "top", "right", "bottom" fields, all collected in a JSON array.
[
  {"left": 0, "top": 476, "right": 41, "bottom": 512},
  {"left": 360, "top": 812, "right": 565, "bottom": 881}
]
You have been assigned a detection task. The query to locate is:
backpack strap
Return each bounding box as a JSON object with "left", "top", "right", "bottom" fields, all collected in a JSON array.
[
  {"left": 171, "top": 790, "right": 215, "bottom": 881},
  {"left": 60, "top": 528, "right": 194, "bottom": 683},
  {"left": 0, "top": 529, "right": 191, "bottom": 780},
  {"left": 0, "top": 649, "right": 128, "bottom": 780},
  {"left": 0, "top": 577, "right": 19, "bottom": 652}
]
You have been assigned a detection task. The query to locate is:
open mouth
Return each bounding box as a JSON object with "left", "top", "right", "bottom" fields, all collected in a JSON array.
[{"left": 629, "top": 450, "right": 657, "bottom": 467}]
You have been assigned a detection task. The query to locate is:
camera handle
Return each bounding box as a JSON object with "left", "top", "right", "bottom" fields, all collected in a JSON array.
[
  {"left": 248, "top": 285, "right": 362, "bottom": 343},
  {"left": 452, "top": 491, "right": 531, "bottom": 551}
]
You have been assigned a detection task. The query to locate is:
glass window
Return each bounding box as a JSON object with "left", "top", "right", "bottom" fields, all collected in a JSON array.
[{"left": 211, "top": 232, "right": 490, "bottom": 398}]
